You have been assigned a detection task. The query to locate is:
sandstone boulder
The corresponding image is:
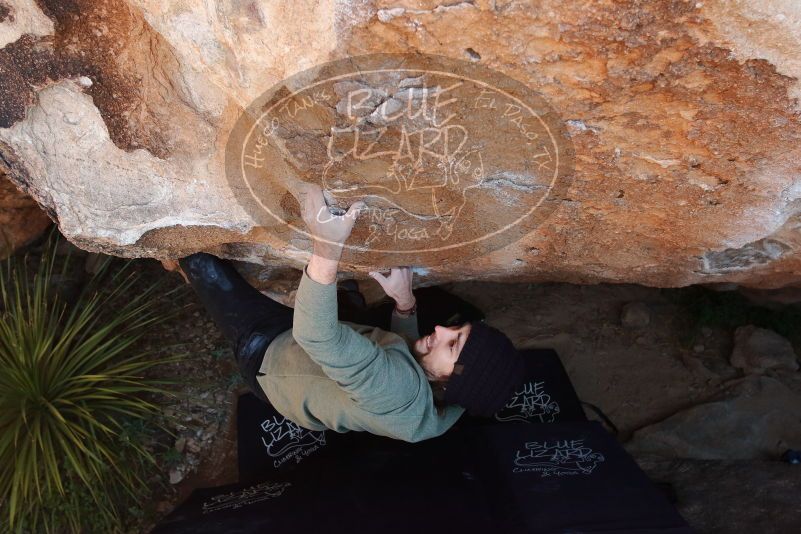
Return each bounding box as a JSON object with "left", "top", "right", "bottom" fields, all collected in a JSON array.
[
  {"left": 1, "top": 0, "right": 800, "bottom": 286},
  {"left": 0, "top": 170, "right": 50, "bottom": 258},
  {"left": 639, "top": 457, "right": 801, "bottom": 533},
  {"left": 730, "top": 325, "right": 799, "bottom": 374},
  {"left": 627, "top": 376, "right": 801, "bottom": 460}
]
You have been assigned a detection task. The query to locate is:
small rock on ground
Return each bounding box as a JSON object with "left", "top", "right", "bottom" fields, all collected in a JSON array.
[
  {"left": 168, "top": 468, "right": 185, "bottom": 485},
  {"left": 621, "top": 301, "right": 651, "bottom": 328}
]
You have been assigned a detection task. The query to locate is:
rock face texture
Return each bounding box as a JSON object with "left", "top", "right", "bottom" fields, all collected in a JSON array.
[
  {"left": 730, "top": 325, "right": 799, "bottom": 374},
  {"left": 1, "top": 0, "right": 800, "bottom": 286},
  {"left": 0, "top": 171, "right": 50, "bottom": 258},
  {"left": 640, "top": 458, "right": 801, "bottom": 533},
  {"left": 627, "top": 376, "right": 801, "bottom": 460}
]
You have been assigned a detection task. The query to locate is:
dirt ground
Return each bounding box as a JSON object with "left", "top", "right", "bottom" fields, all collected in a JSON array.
[{"left": 141, "top": 260, "right": 801, "bottom": 533}]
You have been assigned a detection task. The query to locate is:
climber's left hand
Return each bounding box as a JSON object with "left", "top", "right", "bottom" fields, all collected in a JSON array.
[{"left": 293, "top": 183, "right": 366, "bottom": 254}]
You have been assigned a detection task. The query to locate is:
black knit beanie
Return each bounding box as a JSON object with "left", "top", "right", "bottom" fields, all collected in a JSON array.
[{"left": 443, "top": 321, "right": 526, "bottom": 417}]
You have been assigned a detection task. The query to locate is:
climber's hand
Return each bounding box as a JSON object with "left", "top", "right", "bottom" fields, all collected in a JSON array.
[
  {"left": 293, "top": 183, "right": 366, "bottom": 253},
  {"left": 160, "top": 259, "right": 190, "bottom": 284},
  {"left": 369, "top": 267, "right": 415, "bottom": 310}
]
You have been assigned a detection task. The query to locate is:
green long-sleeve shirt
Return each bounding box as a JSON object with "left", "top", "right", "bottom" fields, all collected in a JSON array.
[{"left": 256, "top": 268, "right": 464, "bottom": 442}]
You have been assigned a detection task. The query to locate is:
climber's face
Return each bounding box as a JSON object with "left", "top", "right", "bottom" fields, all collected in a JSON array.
[{"left": 413, "top": 323, "right": 472, "bottom": 382}]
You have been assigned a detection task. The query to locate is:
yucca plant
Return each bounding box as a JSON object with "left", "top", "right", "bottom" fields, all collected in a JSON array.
[{"left": 0, "top": 231, "right": 182, "bottom": 533}]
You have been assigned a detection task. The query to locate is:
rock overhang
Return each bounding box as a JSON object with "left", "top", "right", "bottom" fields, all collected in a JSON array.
[{"left": 0, "top": 0, "right": 799, "bottom": 288}]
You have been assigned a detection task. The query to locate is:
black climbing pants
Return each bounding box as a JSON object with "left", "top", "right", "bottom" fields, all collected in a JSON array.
[{"left": 178, "top": 253, "right": 380, "bottom": 403}]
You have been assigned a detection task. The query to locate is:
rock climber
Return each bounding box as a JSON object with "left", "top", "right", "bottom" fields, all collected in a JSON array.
[{"left": 162, "top": 184, "right": 525, "bottom": 442}]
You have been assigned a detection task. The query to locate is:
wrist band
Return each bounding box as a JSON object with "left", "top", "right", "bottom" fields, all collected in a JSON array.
[{"left": 394, "top": 301, "right": 417, "bottom": 316}]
